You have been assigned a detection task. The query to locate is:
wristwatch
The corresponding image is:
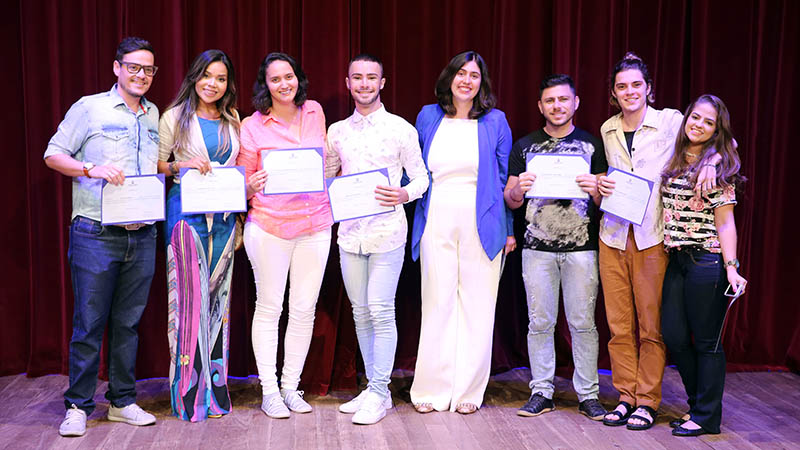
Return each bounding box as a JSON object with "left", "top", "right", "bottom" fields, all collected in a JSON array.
[
  {"left": 82, "top": 162, "right": 95, "bottom": 177},
  {"left": 724, "top": 258, "right": 740, "bottom": 269}
]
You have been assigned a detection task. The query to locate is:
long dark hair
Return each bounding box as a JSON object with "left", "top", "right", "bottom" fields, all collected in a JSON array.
[
  {"left": 252, "top": 52, "right": 308, "bottom": 114},
  {"left": 166, "top": 49, "right": 239, "bottom": 159},
  {"left": 435, "top": 51, "right": 496, "bottom": 119},
  {"left": 609, "top": 52, "right": 655, "bottom": 108},
  {"left": 662, "top": 94, "right": 744, "bottom": 189}
]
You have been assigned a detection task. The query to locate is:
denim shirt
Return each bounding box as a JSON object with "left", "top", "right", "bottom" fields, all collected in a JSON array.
[{"left": 44, "top": 85, "right": 160, "bottom": 221}]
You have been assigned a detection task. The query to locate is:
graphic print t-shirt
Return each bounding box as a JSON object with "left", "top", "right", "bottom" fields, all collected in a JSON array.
[{"left": 508, "top": 127, "right": 608, "bottom": 252}]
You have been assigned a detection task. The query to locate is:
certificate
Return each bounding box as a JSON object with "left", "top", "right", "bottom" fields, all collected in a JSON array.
[
  {"left": 261, "top": 147, "right": 324, "bottom": 195},
  {"left": 599, "top": 167, "right": 655, "bottom": 226},
  {"left": 326, "top": 168, "right": 395, "bottom": 222},
  {"left": 101, "top": 174, "right": 165, "bottom": 225},
  {"left": 525, "top": 153, "right": 590, "bottom": 200},
  {"left": 179, "top": 166, "right": 247, "bottom": 214}
]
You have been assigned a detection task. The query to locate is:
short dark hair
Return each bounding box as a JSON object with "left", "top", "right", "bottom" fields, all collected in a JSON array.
[
  {"left": 539, "top": 74, "right": 575, "bottom": 97},
  {"left": 252, "top": 52, "right": 308, "bottom": 114},
  {"left": 349, "top": 53, "right": 383, "bottom": 77},
  {"left": 435, "top": 51, "right": 496, "bottom": 119},
  {"left": 115, "top": 37, "right": 154, "bottom": 61},
  {"left": 609, "top": 52, "right": 655, "bottom": 108}
]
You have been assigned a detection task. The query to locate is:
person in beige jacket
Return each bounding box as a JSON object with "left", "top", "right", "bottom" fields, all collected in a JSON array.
[{"left": 157, "top": 49, "right": 240, "bottom": 422}]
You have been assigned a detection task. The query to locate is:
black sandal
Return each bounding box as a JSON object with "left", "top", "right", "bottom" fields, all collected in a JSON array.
[
  {"left": 602, "top": 401, "right": 633, "bottom": 426},
  {"left": 669, "top": 413, "right": 690, "bottom": 429},
  {"left": 626, "top": 405, "right": 657, "bottom": 431}
]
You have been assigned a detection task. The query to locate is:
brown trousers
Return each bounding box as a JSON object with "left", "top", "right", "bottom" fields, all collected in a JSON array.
[{"left": 599, "top": 228, "right": 668, "bottom": 410}]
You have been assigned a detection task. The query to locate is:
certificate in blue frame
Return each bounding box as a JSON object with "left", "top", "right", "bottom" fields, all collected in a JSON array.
[
  {"left": 599, "top": 166, "right": 655, "bottom": 226},
  {"left": 100, "top": 173, "right": 165, "bottom": 225},
  {"left": 179, "top": 166, "right": 247, "bottom": 214},
  {"left": 260, "top": 147, "right": 325, "bottom": 195},
  {"left": 524, "top": 153, "right": 591, "bottom": 200},
  {"left": 326, "top": 168, "right": 396, "bottom": 223}
]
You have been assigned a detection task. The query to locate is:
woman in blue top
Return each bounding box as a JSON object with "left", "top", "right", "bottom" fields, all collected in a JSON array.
[
  {"left": 158, "top": 49, "right": 240, "bottom": 422},
  {"left": 410, "top": 51, "right": 515, "bottom": 415}
]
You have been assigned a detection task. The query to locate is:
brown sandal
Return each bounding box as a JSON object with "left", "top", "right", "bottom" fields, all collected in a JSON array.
[
  {"left": 455, "top": 403, "right": 478, "bottom": 414},
  {"left": 414, "top": 402, "right": 434, "bottom": 413}
]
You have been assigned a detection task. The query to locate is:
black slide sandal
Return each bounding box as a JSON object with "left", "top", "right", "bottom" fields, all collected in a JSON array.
[{"left": 602, "top": 401, "right": 633, "bottom": 426}]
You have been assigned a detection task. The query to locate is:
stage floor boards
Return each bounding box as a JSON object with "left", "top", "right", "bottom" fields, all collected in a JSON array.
[{"left": 2, "top": 367, "right": 798, "bottom": 449}]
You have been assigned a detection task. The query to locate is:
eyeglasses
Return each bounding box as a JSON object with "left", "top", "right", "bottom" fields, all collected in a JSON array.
[{"left": 118, "top": 61, "right": 158, "bottom": 76}]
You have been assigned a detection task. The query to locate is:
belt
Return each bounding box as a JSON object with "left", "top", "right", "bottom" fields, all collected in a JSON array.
[
  {"left": 114, "top": 223, "right": 147, "bottom": 231},
  {"left": 667, "top": 246, "right": 711, "bottom": 255}
]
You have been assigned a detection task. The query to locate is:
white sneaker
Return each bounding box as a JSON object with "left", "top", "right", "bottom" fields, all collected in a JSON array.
[
  {"left": 107, "top": 403, "right": 156, "bottom": 426},
  {"left": 59, "top": 404, "right": 87, "bottom": 437},
  {"left": 261, "top": 392, "right": 290, "bottom": 419},
  {"left": 352, "top": 392, "right": 391, "bottom": 425},
  {"left": 281, "top": 389, "right": 312, "bottom": 413},
  {"left": 339, "top": 389, "right": 370, "bottom": 414},
  {"left": 340, "top": 389, "right": 394, "bottom": 414}
]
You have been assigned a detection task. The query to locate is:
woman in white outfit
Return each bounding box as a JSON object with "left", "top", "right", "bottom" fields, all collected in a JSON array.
[{"left": 409, "top": 51, "right": 515, "bottom": 414}]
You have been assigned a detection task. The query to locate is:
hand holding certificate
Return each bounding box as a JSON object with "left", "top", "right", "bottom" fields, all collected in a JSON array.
[
  {"left": 599, "top": 167, "right": 655, "bottom": 226},
  {"left": 180, "top": 166, "right": 247, "bottom": 214},
  {"left": 101, "top": 174, "right": 165, "bottom": 225},
  {"left": 326, "top": 169, "right": 395, "bottom": 222},
  {"left": 525, "top": 154, "right": 590, "bottom": 200},
  {"left": 261, "top": 147, "right": 324, "bottom": 195}
]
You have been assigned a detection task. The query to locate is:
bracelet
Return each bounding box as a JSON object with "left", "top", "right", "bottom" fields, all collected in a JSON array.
[
  {"left": 703, "top": 163, "right": 717, "bottom": 168},
  {"left": 169, "top": 161, "right": 179, "bottom": 175}
]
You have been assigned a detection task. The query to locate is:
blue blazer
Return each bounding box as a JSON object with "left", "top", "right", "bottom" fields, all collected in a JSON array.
[{"left": 411, "top": 104, "right": 513, "bottom": 261}]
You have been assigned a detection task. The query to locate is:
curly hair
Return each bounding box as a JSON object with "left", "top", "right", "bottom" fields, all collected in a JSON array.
[{"left": 252, "top": 52, "right": 308, "bottom": 114}]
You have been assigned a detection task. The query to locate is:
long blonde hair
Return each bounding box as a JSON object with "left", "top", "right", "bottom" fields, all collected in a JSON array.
[{"left": 167, "top": 49, "right": 239, "bottom": 159}]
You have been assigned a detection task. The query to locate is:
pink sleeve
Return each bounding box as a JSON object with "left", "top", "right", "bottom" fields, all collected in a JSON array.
[{"left": 236, "top": 117, "right": 259, "bottom": 180}]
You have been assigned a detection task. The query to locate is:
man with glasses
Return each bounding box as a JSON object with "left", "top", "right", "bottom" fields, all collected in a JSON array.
[{"left": 44, "top": 37, "right": 160, "bottom": 437}]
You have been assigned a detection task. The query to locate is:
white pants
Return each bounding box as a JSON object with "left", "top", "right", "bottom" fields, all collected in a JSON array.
[
  {"left": 410, "top": 186, "right": 502, "bottom": 411},
  {"left": 243, "top": 222, "right": 331, "bottom": 395}
]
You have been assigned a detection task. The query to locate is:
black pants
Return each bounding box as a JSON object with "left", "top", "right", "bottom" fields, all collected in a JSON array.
[{"left": 661, "top": 248, "right": 728, "bottom": 434}]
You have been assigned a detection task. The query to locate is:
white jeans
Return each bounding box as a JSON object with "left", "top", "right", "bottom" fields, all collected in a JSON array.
[
  {"left": 243, "top": 222, "right": 331, "bottom": 395},
  {"left": 411, "top": 186, "right": 501, "bottom": 411},
  {"left": 339, "top": 246, "right": 405, "bottom": 399}
]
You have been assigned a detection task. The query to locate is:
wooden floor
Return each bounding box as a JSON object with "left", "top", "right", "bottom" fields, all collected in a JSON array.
[{"left": 2, "top": 368, "right": 799, "bottom": 449}]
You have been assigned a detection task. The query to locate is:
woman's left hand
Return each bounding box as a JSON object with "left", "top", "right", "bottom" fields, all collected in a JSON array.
[
  {"left": 504, "top": 236, "right": 517, "bottom": 255},
  {"left": 726, "top": 267, "right": 747, "bottom": 295}
]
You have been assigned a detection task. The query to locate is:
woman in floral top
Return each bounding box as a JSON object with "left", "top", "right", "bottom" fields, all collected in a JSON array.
[{"left": 660, "top": 94, "right": 746, "bottom": 437}]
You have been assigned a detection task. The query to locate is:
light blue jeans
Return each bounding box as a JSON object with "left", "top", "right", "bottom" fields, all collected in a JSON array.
[
  {"left": 339, "top": 246, "right": 405, "bottom": 399},
  {"left": 522, "top": 249, "right": 600, "bottom": 401}
]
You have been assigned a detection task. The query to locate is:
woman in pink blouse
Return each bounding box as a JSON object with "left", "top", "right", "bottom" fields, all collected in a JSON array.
[
  {"left": 236, "top": 52, "right": 332, "bottom": 419},
  {"left": 660, "top": 94, "right": 746, "bottom": 437}
]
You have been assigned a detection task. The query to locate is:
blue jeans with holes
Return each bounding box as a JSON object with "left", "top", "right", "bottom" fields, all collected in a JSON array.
[
  {"left": 64, "top": 216, "right": 156, "bottom": 414},
  {"left": 522, "top": 249, "right": 600, "bottom": 401},
  {"left": 339, "top": 246, "right": 405, "bottom": 399},
  {"left": 661, "top": 248, "right": 728, "bottom": 434}
]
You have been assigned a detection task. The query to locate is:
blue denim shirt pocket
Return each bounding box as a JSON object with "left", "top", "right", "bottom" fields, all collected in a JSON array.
[
  {"left": 140, "top": 128, "right": 159, "bottom": 168},
  {"left": 101, "top": 125, "right": 131, "bottom": 163}
]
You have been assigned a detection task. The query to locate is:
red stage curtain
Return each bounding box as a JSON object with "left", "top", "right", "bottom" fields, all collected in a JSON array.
[{"left": 4, "top": 0, "right": 799, "bottom": 394}]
